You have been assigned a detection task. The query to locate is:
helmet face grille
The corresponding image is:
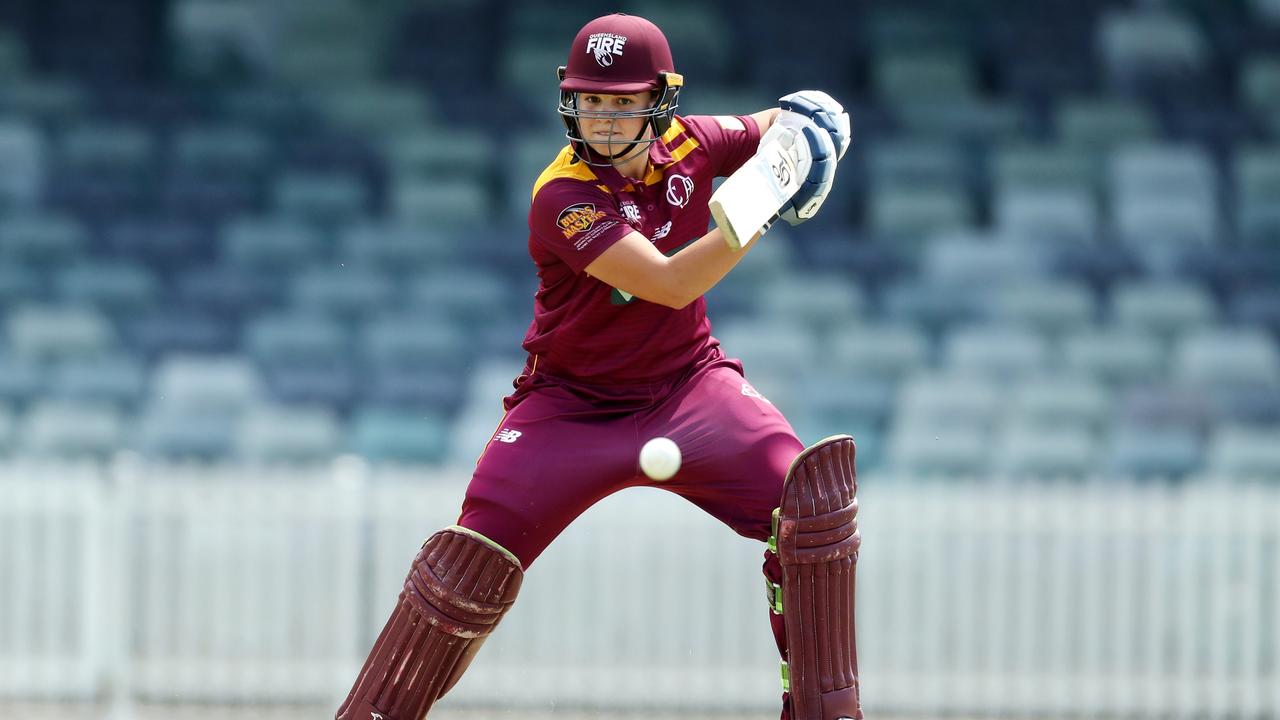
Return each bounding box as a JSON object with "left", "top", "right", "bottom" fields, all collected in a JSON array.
[{"left": 557, "top": 74, "right": 681, "bottom": 167}]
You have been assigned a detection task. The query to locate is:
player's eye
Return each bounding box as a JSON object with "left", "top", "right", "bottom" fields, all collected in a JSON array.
[
  {"left": 583, "top": 95, "right": 601, "bottom": 105},
  {"left": 616, "top": 98, "right": 632, "bottom": 106}
]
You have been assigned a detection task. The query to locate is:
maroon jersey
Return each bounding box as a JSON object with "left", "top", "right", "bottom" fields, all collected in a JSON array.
[{"left": 520, "top": 113, "right": 761, "bottom": 390}]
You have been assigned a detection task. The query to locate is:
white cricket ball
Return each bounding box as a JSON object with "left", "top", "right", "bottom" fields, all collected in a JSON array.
[{"left": 639, "top": 436, "right": 682, "bottom": 481}]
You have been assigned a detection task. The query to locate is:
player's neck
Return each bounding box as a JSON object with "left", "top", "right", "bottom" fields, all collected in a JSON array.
[{"left": 614, "top": 152, "right": 649, "bottom": 182}]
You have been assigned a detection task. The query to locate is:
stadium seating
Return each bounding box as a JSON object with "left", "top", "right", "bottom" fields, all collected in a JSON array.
[{"left": 0, "top": 0, "right": 1273, "bottom": 483}]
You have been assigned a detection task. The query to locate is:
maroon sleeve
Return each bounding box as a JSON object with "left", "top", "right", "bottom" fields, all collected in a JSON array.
[
  {"left": 530, "top": 179, "right": 634, "bottom": 274},
  {"left": 681, "top": 114, "right": 763, "bottom": 178}
]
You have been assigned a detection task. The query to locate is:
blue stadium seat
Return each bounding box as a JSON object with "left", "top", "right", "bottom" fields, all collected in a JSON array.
[
  {"left": 338, "top": 220, "right": 454, "bottom": 271},
  {"left": 221, "top": 216, "right": 322, "bottom": 270},
  {"left": 150, "top": 355, "right": 264, "bottom": 413},
  {"left": 1098, "top": 7, "right": 1209, "bottom": 92},
  {"left": 1241, "top": 54, "right": 1280, "bottom": 114},
  {"left": 361, "top": 314, "right": 469, "bottom": 372},
  {"left": 0, "top": 119, "right": 44, "bottom": 207},
  {"left": 125, "top": 307, "right": 233, "bottom": 357},
  {"left": 0, "top": 77, "right": 87, "bottom": 126},
  {"left": 874, "top": 52, "right": 977, "bottom": 105},
  {"left": 1118, "top": 383, "right": 1214, "bottom": 432},
  {"left": 1234, "top": 146, "right": 1280, "bottom": 244},
  {"left": 384, "top": 128, "right": 496, "bottom": 185},
  {"left": 1009, "top": 374, "right": 1111, "bottom": 432},
  {"left": 243, "top": 311, "right": 348, "bottom": 363},
  {"left": 883, "top": 280, "right": 984, "bottom": 335},
  {"left": 290, "top": 266, "right": 396, "bottom": 318},
  {"left": 407, "top": 269, "right": 509, "bottom": 327},
  {"left": 133, "top": 403, "right": 237, "bottom": 459},
  {"left": 1062, "top": 327, "right": 1165, "bottom": 385},
  {"left": 1173, "top": 328, "right": 1280, "bottom": 387},
  {"left": 942, "top": 324, "right": 1051, "bottom": 380},
  {"left": 983, "top": 281, "right": 1097, "bottom": 335},
  {"left": 796, "top": 371, "right": 897, "bottom": 432},
  {"left": 260, "top": 357, "right": 356, "bottom": 409},
  {"left": 234, "top": 404, "right": 342, "bottom": 463},
  {"left": 171, "top": 125, "right": 271, "bottom": 178},
  {"left": 57, "top": 122, "right": 155, "bottom": 175},
  {"left": 827, "top": 323, "right": 930, "bottom": 379},
  {"left": 176, "top": 265, "right": 281, "bottom": 314},
  {"left": 1206, "top": 426, "right": 1280, "bottom": 480},
  {"left": 1111, "top": 143, "right": 1218, "bottom": 203},
  {"left": 317, "top": 84, "right": 433, "bottom": 136},
  {"left": 349, "top": 406, "right": 449, "bottom": 464},
  {"left": 1111, "top": 280, "right": 1216, "bottom": 337},
  {"left": 712, "top": 318, "right": 820, "bottom": 378},
  {"left": 921, "top": 231, "right": 1042, "bottom": 286},
  {"left": 897, "top": 372, "right": 1001, "bottom": 430},
  {"left": 272, "top": 171, "right": 370, "bottom": 225},
  {"left": 995, "top": 188, "right": 1100, "bottom": 244},
  {"left": 1231, "top": 287, "right": 1280, "bottom": 338},
  {"left": 55, "top": 262, "right": 160, "bottom": 314},
  {"left": 1056, "top": 98, "right": 1157, "bottom": 148},
  {"left": 0, "top": 212, "right": 88, "bottom": 265},
  {"left": 16, "top": 400, "right": 123, "bottom": 458},
  {"left": 105, "top": 218, "right": 210, "bottom": 269},
  {"left": 990, "top": 142, "right": 1098, "bottom": 197},
  {"left": 0, "top": 263, "right": 42, "bottom": 307},
  {"left": 993, "top": 425, "right": 1099, "bottom": 478},
  {"left": 50, "top": 354, "right": 146, "bottom": 408},
  {"left": 0, "top": 404, "right": 12, "bottom": 455},
  {"left": 886, "top": 421, "right": 990, "bottom": 477},
  {"left": 0, "top": 354, "right": 45, "bottom": 407},
  {"left": 392, "top": 177, "right": 491, "bottom": 226},
  {"left": 867, "top": 140, "right": 968, "bottom": 192},
  {"left": 868, "top": 185, "right": 974, "bottom": 243},
  {"left": 5, "top": 304, "right": 115, "bottom": 359},
  {"left": 1106, "top": 424, "right": 1203, "bottom": 480},
  {"left": 758, "top": 275, "right": 865, "bottom": 331}
]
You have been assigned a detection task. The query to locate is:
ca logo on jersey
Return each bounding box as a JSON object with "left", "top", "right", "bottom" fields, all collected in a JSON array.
[
  {"left": 666, "top": 174, "right": 694, "bottom": 208},
  {"left": 586, "top": 33, "right": 627, "bottom": 67}
]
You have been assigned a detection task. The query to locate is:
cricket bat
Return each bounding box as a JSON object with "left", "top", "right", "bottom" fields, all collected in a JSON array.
[{"left": 710, "top": 127, "right": 804, "bottom": 251}]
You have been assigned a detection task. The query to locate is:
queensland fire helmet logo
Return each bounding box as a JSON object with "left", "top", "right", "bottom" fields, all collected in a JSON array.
[
  {"left": 666, "top": 174, "right": 694, "bottom": 208},
  {"left": 557, "top": 202, "right": 607, "bottom": 238},
  {"left": 586, "top": 33, "right": 627, "bottom": 67}
]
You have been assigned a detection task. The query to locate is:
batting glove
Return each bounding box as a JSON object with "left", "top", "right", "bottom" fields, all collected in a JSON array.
[{"left": 779, "top": 90, "right": 851, "bottom": 160}]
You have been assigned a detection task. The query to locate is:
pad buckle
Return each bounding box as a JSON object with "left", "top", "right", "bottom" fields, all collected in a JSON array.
[
  {"left": 768, "top": 507, "right": 780, "bottom": 554},
  {"left": 780, "top": 660, "right": 790, "bottom": 692}
]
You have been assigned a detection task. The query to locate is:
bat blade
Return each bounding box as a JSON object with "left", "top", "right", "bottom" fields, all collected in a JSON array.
[{"left": 710, "top": 131, "right": 802, "bottom": 250}]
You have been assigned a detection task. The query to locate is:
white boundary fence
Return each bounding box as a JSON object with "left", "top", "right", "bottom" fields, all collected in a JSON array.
[{"left": 1, "top": 458, "right": 1278, "bottom": 718}]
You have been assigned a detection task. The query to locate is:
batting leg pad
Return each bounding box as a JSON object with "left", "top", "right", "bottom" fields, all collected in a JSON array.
[
  {"left": 336, "top": 526, "right": 523, "bottom": 720},
  {"left": 769, "top": 435, "right": 861, "bottom": 720}
]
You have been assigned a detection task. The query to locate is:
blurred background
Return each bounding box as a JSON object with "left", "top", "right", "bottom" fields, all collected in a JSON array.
[{"left": 1, "top": 0, "right": 1279, "bottom": 717}]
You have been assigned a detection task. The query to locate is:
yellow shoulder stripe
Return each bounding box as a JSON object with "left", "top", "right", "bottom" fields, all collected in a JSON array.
[
  {"left": 659, "top": 117, "right": 687, "bottom": 143},
  {"left": 531, "top": 146, "right": 602, "bottom": 201},
  {"left": 644, "top": 135, "right": 700, "bottom": 185}
]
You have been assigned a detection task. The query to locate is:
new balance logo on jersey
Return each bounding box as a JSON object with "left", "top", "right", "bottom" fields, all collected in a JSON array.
[
  {"left": 586, "top": 33, "right": 627, "bottom": 67},
  {"left": 371, "top": 713, "right": 385, "bottom": 720},
  {"left": 652, "top": 220, "right": 672, "bottom": 240},
  {"left": 494, "top": 428, "right": 522, "bottom": 444}
]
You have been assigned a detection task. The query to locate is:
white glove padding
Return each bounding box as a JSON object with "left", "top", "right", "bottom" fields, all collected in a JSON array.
[
  {"left": 777, "top": 121, "right": 837, "bottom": 225},
  {"left": 779, "top": 90, "right": 851, "bottom": 160}
]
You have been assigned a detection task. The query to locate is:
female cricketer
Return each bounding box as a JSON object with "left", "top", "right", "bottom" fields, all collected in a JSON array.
[{"left": 337, "top": 13, "right": 861, "bottom": 720}]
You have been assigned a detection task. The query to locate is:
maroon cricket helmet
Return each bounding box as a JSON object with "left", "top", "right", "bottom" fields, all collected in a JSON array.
[{"left": 556, "top": 13, "right": 683, "bottom": 165}]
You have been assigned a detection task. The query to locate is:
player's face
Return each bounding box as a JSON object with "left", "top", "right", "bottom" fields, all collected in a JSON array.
[{"left": 577, "top": 91, "right": 654, "bottom": 160}]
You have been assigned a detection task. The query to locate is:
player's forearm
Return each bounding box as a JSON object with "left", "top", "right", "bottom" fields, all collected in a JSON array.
[{"left": 662, "top": 226, "right": 756, "bottom": 309}]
